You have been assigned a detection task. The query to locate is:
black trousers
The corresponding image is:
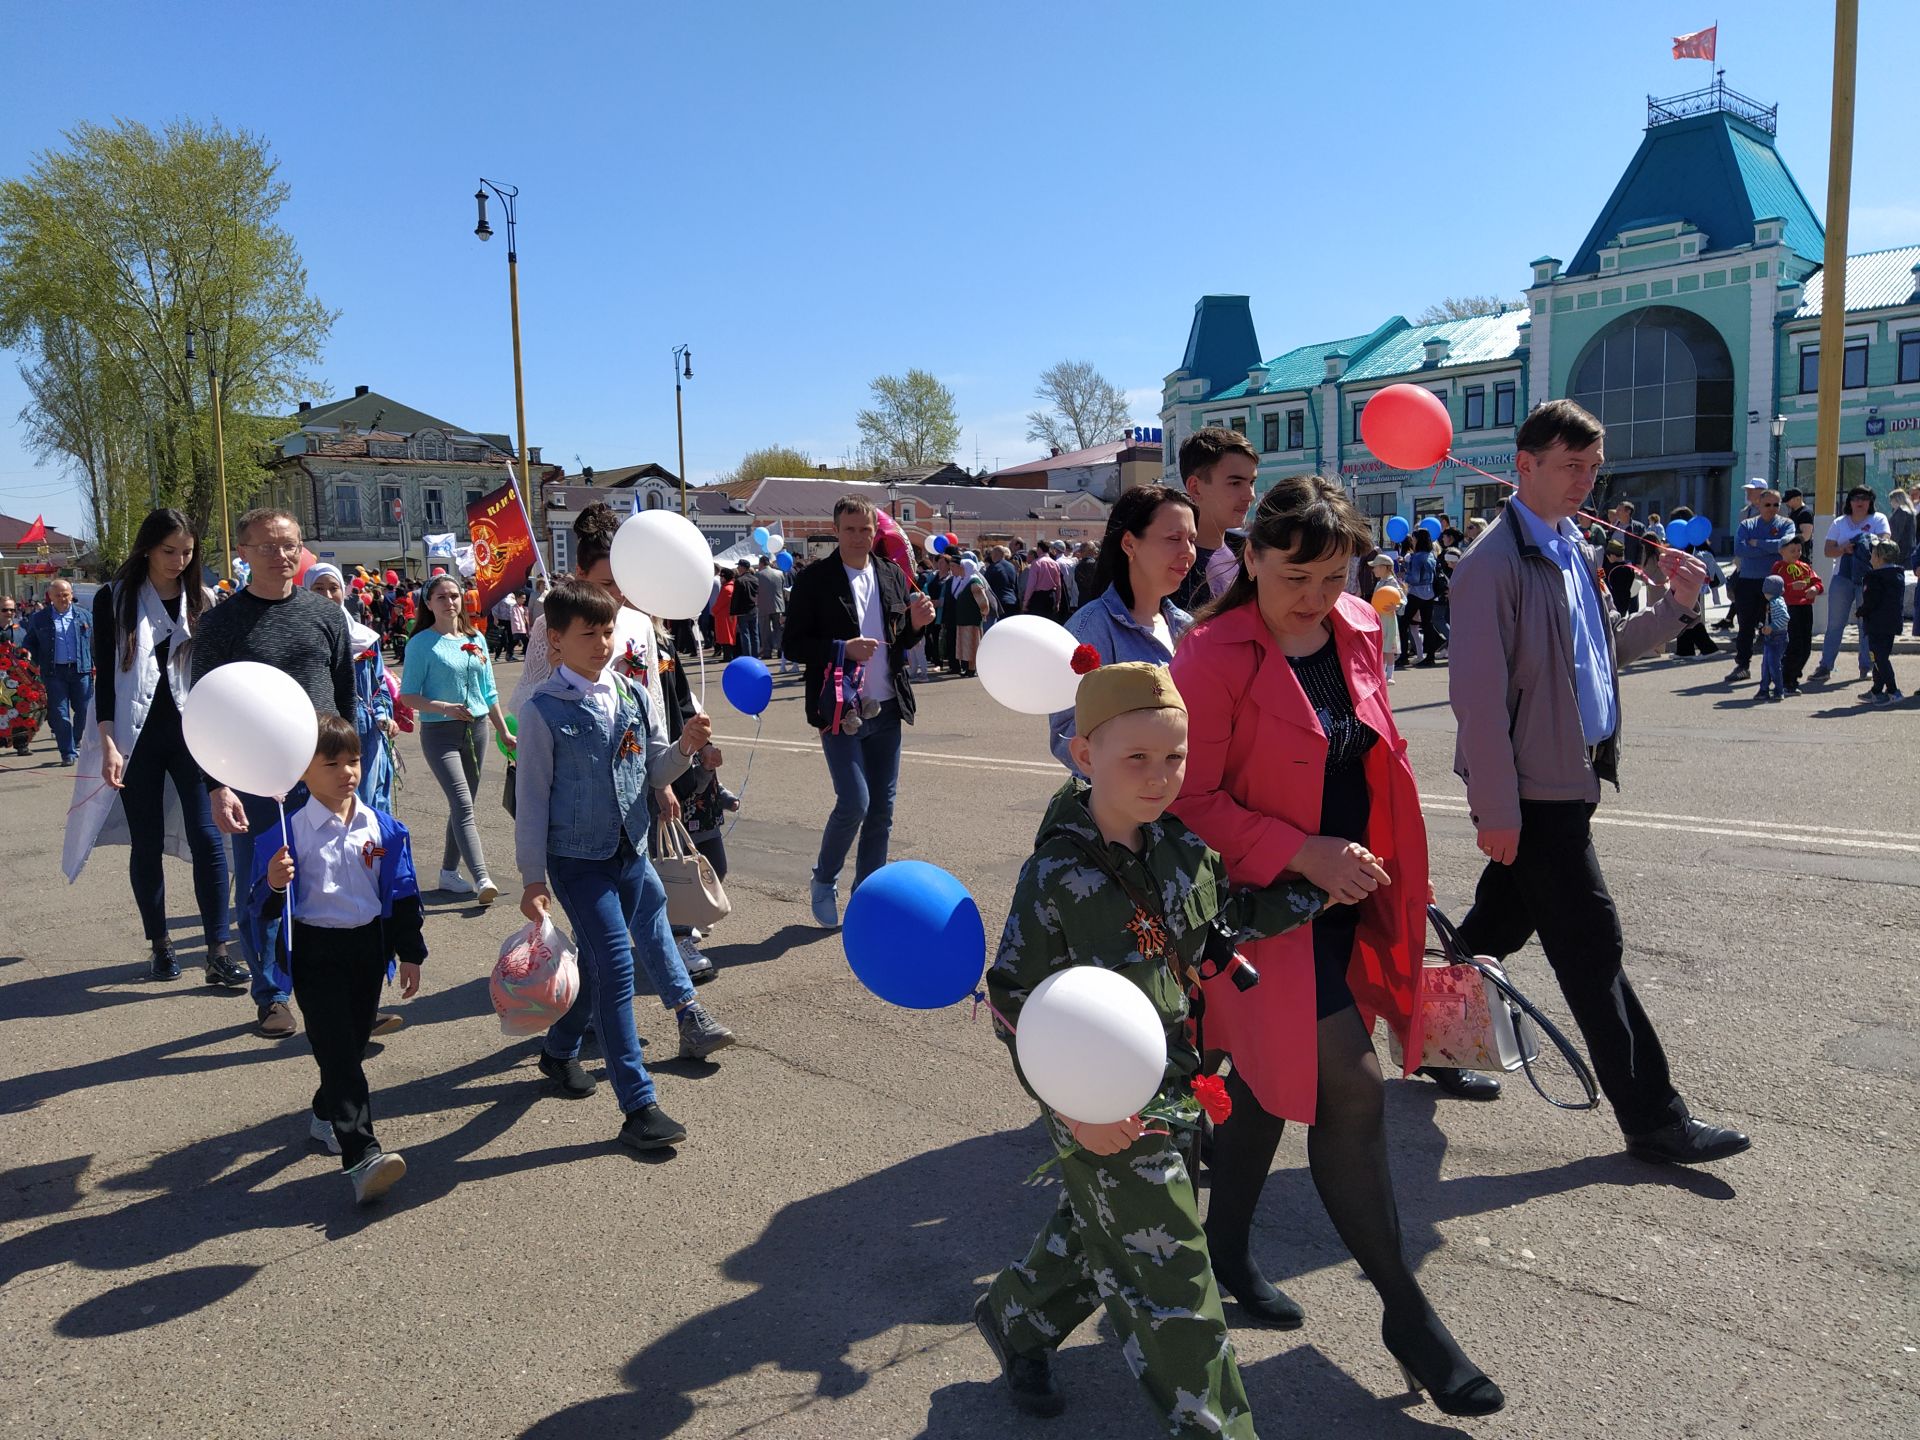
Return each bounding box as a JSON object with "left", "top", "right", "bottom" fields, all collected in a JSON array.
[
  {"left": 119, "top": 697, "right": 229, "bottom": 947},
  {"left": 1673, "top": 620, "right": 1719, "bottom": 656},
  {"left": 1866, "top": 628, "right": 1897, "bottom": 692},
  {"left": 1731, "top": 577, "right": 1767, "bottom": 667},
  {"left": 1782, "top": 606, "right": 1815, "bottom": 687},
  {"left": 290, "top": 918, "right": 389, "bottom": 1169},
  {"left": 1452, "top": 800, "right": 1685, "bottom": 1135}
]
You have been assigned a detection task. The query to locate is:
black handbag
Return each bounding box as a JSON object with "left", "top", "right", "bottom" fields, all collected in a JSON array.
[{"left": 502, "top": 760, "right": 516, "bottom": 819}]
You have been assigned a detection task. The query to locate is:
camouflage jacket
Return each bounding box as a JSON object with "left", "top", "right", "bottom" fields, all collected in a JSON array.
[{"left": 987, "top": 778, "right": 1324, "bottom": 1110}]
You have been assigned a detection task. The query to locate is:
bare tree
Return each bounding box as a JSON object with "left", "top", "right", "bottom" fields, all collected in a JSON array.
[
  {"left": 1025, "top": 359, "right": 1133, "bottom": 453},
  {"left": 1412, "top": 296, "right": 1525, "bottom": 324}
]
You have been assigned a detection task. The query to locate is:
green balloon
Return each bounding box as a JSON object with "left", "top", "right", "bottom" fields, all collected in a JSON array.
[{"left": 496, "top": 713, "right": 518, "bottom": 759}]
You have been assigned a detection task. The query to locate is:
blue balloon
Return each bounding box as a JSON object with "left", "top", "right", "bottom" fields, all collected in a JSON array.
[
  {"left": 1385, "top": 516, "right": 1411, "bottom": 543},
  {"left": 931, "top": 534, "right": 948, "bottom": 554},
  {"left": 1689, "top": 515, "right": 1713, "bottom": 547},
  {"left": 721, "top": 656, "right": 774, "bottom": 716},
  {"left": 1419, "top": 516, "right": 1444, "bottom": 539},
  {"left": 775, "top": 550, "right": 794, "bottom": 573},
  {"left": 752, "top": 526, "right": 771, "bottom": 550},
  {"left": 843, "top": 861, "right": 986, "bottom": 1009}
]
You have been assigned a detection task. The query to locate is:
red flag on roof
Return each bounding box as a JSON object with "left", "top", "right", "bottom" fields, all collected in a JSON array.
[
  {"left": 18, "top": 515, "right": 46, "bottom": 544},
  {"left": 1672, "top": 26, "right": 1717, "bottom": 60}
]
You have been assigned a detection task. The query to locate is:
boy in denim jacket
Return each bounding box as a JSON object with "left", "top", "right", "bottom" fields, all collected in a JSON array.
[{"left": 512, "top": 581, "right": 730, "bottom": 1153}]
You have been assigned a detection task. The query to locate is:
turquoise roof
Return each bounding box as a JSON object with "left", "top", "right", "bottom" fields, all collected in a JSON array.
[
  {"left": 1566, "top": 110, "right": 1823, "bottom": 275},
  {"left": 1797, "top": 245, "right": 1920, "bottom": 317},
  {"left": 1341, "top": 310, "right": 1528, "bottom": 383},
  {"left": 1210, "top": 318, "right": 1409, "bottom": 399}
]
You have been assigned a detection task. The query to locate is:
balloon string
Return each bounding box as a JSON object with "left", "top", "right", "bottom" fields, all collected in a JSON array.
[
  {"left": 1444, "top": 455, "right": 1684, "bottom": 557},
  {"left": 720, "top": 713, "right": 762, "bottom": 840},
  {"left": 972, "top": 987, "right": 1018, "bottom": 1033}
]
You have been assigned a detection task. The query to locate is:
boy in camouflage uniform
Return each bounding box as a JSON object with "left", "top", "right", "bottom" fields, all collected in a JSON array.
[{"left": 975, "top": 663, "right": 1324, "bottom": 1437}]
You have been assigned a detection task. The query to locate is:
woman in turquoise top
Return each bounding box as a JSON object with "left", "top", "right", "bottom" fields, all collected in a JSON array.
[{"left": 400, "top": 574, "right": 516, "bottom": 904}]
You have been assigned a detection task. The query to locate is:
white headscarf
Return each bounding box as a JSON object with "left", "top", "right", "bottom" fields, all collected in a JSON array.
[{"left": 304, "top": 563, "right": 383, "bottom": 655}]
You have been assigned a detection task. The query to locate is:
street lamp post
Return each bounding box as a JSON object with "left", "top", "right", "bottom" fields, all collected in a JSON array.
[
  {"left": 185, "top": 325, "right": 233, "bottom": 579},
  {"left": 1770, "top": 414, "right": 1786, "bottom": 489},
  {"left": 474, "top": 180, "right": 537, "bottom": 531},
  {"left": 886, "top": 482, "right": 899, "bottom": 522},
  {"left": 673, "top": 344, "right": 693, "bottom": 515}
]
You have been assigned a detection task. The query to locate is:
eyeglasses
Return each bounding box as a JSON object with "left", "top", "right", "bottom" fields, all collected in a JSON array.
[{"left": 242, "top": 540, "right": 303, "bottom": 556}]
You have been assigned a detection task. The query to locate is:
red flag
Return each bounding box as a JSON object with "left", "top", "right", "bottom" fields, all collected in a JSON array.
[
  {"left": 465, "top": 481, "right": 537, "bottom": 615},
  {"left": 18, "top": 515, "right": 46, "bottom": 544},
  {"left": 1672, "top": 25, "right": 1717, "bottom": 60}
]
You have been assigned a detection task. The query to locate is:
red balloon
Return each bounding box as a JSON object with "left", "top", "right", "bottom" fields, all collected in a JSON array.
[
  {"left": 1361, "top": 384, "right": 1453, "bottom": 471},
  {"left": 292, "top": 547, "right": 318, "bottom": 584},
  {"left": 944, "top": 532, "right": 959, "bottom": 547},
  {"left": 383, "top": 569, "right": 399, "bottom": 585}
]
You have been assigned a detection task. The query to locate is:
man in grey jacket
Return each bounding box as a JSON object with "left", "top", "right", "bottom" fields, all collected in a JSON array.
[{"left": 1446, "top": 399, "right": 1750, "bottom": 1168}]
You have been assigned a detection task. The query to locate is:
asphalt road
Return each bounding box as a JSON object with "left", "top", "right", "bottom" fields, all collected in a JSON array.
[{"left": 1, "top": 642, "right": 1915, "bottom": 1440}]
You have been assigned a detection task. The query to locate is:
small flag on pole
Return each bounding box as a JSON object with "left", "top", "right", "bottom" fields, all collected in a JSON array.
[
  {"left": 18, "top": 515, "right": 46, "bottom": 544},
  {"left": 1672, "top": 25, "right": 1717, "bottom": 60}
]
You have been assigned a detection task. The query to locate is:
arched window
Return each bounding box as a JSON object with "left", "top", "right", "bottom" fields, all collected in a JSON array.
[
  {"left": 1568, "top": 306, "right": 1734, "bottom": 461},
  {"left": 645, "top": 490, "right": 663, "bottom": 510},
  {"left": 411, "top": 428, "right": 448, "bottom": 461}
]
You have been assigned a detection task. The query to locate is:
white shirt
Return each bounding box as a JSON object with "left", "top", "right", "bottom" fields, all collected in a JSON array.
[
  {"left": 292, "top": 796, "right": 383, "bottom": 929},
  {"left": 844, "top": 561, "right": 894, "bottom": 702},
  {"left": 557, "top": 663, "right": 617, "bottom": 728},
  {"left": 1829, "top": 512, "right": 1890, "bottom": 549}
]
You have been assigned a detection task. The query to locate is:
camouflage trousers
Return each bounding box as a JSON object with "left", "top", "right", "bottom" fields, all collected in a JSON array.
[{"left": 986, "top": 1112, "right": 1256, "bottom": 1439}]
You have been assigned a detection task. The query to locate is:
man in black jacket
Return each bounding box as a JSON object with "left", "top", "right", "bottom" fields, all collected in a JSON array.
[
  {"left": 729, "top": 560, "right": 760, "bottom": 661},
  {"left": 783, "top": 496, "right": 935, "bottom": 928}
]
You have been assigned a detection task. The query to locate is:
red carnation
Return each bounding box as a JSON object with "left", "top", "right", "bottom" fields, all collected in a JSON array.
[
  {"left": 1070, "top": 644, "right": 1102, "bottom": 675},
  {"left": 460, "top": 641, "right": 480, "bottom": 656},
  {"left": 1192, "top": 1073, "right": 1232, "bottom": 1123}
]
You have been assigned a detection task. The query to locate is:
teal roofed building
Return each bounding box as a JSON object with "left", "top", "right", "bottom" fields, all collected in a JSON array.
[{"left": 1162, "top": 79, "right": 1920, "bottom": 544}]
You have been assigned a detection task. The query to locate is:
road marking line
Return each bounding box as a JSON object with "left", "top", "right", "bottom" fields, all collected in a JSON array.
[{"left": 1421, "top": 802, "right": 1920, "bottom": 855}]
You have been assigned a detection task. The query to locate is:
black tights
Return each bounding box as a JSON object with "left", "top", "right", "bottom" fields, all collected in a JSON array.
[{"left": 1206, "top": 1005, "right": 1425, "bottom": 1316}]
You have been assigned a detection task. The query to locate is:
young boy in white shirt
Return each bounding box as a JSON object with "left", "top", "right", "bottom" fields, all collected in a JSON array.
[{"left": 255, "top": 713, "right": 425, "bottom": 1204}]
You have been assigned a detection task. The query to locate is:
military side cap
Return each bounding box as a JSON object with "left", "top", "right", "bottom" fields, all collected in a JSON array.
[{"left": 1075, "top": 661, "right": 1186, "bottom": 739}]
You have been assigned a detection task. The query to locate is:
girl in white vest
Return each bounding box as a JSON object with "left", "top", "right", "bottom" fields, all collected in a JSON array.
[{"left": 62, "top": 509, "right": 239, "bottom": 985}]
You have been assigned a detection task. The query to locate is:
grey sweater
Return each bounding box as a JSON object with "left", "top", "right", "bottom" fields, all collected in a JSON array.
[{"left": 190, "top": 588, "right": 356, "bottom": 727}]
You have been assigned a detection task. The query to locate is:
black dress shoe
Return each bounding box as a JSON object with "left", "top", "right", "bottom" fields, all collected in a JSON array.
[
  {"left": 1419, "top": 1066, "right": 1502, "bottom": 1101},
  {"left": 148, "top": 944, "right": 180, "bottom": 981},
  {"left": 537, "top": 1052, "right": 597, "bottom": 1098},
  {"left": 1211, "top": 1262, "right": 1305, "bottom": 1329},
  {"left": 203, "top": 949, "right": 248, "bottom": 989},
  {"left": 619, "top": 1103, "right": 687, "bottom": 1151},
  {"left": 973, "top": 1294, "right": 1065, "bottom": 1417},
  {"left": 1625, "top": 1116, "right": 1751, "bottom": 1165},
  {"left": 1383, "top": 1309, "right": 1505, "bottom": 1417}
]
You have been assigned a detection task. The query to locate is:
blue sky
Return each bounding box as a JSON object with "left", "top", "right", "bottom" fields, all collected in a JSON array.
[{"left": 1, "top": 0, "right": 1909, "bottom": 538}]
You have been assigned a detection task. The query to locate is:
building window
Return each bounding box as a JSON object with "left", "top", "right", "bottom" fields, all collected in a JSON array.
[
  {"left": 1900, "top": 330, "right": 1920, "bottom": 384},
  {"left": 1261, "top": 413, "right": 1280, "bottom": 453},
  {"left": 1356, "top": 489, "right": 1396, "bottom": 540},
  {"left": 1463, "top": 386, "right": 1486, "bottom": 430},
  {"left": 1493, "top": 382, "right": 1516, "bottom": 427},
  {"left": 1286, "top": 410, "right": 1304, "bottom": 449},
  {"left": 1430, "top": 389, "right": 1449, "bottom": 411},
  {"left": 1568, "top": 305, "right": 1736, "bottom": 461},
  {"left": 645, "top": 490, "right": 664, "bottom": 510},
  {"left": 899, "top": 500, "right": 917, "bottom": 522},
  {"left": 1462, "top": 483, "right": 1505, "bottom": 520},
  {"left": 1229, "top": 416, "right": 1248, "bottom": 437},
  {"left": 332, "top": 483, "right": 360, "bottom": 530},
  {"left": 1352, "top": 402, "right": 1367, "bottom": 443},
  {"left": 1842, "top": 341, "right": 1868, "bottom": 390},
  {"left": 378, "top": 483, "right": 402, "bottom": 533},
  {"left": 1799, "top": 346, "right": 1819, "bottom": 393},
  {"left": 423, "top": 487, "right": 445, "bottom": 528},
  {"left": 464, "top": 489, "right": 484, "bottom": 517},
  {"left": 1793, "top": 454, "right": 1867, "bottom": 497}
]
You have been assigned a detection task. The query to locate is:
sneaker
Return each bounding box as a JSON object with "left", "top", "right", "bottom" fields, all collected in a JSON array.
[
  {"left": 619, "top": 1103, "right": 687, "bottom": 1151},
  {"left": 474, "top": 876, "right": 499, "bottom": 907},
  {"left": 347, "top": 1149, "right": 406, "bottom": 1205},
  {"left": 370, "top": 1012, "right": 404, "bottom": 1037},
  {"left": 1870, "top": 692, "right": 1893, "bottom": 706},
  {"left": 204, "top": 948, "right": 248, "bottom": 989},
  {"left": 437, "top": 869, "right": 476, "bottom": 896},
  {"left": 677, "top": 934, "right": 716, "bottom": 984},
  {"left": 810, "top": 878, "right": 840, "bottom": 930},
  {"left": 148, "top": 943, "right": 179, "bottom": 982},
  {"left": 1726, "top": 667, "right": 1750, "bottom": 682},
  {"left": 1857, "top": 691, "right": 1879, "bottom": 704},
  {"left": 308, "top": 1112, "right": 342, "bottom": 1155},
  {"left": 676, "top": 1001, "right": 735, "bottom": 1060},
  {"left": 537, "top": 1051, "right": 598, "bottom": 1098},
  {"left": 973, "top": 1294, "right": 1065, "bottom": 1418},
  {"left": 1809, "top": 666, "right": 1832, "bottom": 680},
  {"left": 255, "top": 1001, "right": 298, "bottom": 1039},
  {"left": 1889, "top": 690, "right": 1906, "bottom": 703},
  {"left": 1784, "top": 683, "right": 1800, "bottom": 694}
]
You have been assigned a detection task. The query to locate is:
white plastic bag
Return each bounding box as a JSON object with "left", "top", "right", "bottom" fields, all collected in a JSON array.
[{"left": 490, "top": 914, "right": 580, "bottom": 1036}]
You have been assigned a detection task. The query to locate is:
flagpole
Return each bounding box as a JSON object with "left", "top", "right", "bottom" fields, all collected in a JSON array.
[{"left": 502, "top": 457, "right": 551, "bottom": 582}]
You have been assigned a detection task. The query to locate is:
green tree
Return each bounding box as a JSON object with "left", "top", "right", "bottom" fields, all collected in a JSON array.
[
  {"left": 1412, "top": 295, "right": 1524, "bottom": 324},
  {"left": 0, "top": 118, "right": 335, "bottom": 569},
  {"left": 717, "top": 443, "right": 818, "bottom": 487},
  {"left": 855, "top": 368, "right": 960, "bottom": 469},
  {"left": 1026, "top": 358, "right": 1133, "bottom": 452}
]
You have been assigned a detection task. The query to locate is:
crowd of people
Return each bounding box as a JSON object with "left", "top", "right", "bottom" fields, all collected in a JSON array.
[{"left": 21, "top": 397, "right": 1912, "bottom": 1434}]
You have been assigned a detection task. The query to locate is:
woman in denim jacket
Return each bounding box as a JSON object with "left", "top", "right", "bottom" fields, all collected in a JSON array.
[{"left": 1049, "top": 485, "right": 1198, "bottom": 772}]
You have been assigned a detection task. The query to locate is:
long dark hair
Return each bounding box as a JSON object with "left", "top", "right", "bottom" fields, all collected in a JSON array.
[
  {"left": 413, "top": 572, "right": 479, "bottom": 638},
  {"left": 1089, "top": 485, "right": 1197, "bottom": 610},
  {"left": 1199, "top": 474, "right": 1371, "bottom": 624},
  {"left": 111, "top": 508, "right": 205, "bottom": 672}
]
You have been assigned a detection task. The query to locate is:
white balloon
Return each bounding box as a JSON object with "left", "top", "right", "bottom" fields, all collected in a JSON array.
[
  {"left": 610, "top": 510, "right": 716, "bottom": 620},
  {"left": 765, "top": 532, "right": 785, "bottom": 554},
  {"left": 181, "top": 661, "right": 321, "bottom": 799},
  {"left": 1015, "top": 967, "right": 1167, "bottom": 1125},
  {"left": 976, "top": 615, "right": 1082, "bottom": 715}
]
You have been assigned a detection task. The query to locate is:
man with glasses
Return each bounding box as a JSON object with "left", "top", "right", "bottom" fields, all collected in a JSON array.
[
  {"left": 1728, "top": 487, "right": 1795, "bottom": 682},
  {"left": 191, "top": 508, "right": 356, "bottom": 1037},
  {"left": 21, "top": 580, "right": 93, "bottom": 765}
]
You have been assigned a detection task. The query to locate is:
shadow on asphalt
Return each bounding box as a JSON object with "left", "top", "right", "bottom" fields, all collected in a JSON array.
[{"left": 700, "top": 922, "right": 823, "bottom": 973}]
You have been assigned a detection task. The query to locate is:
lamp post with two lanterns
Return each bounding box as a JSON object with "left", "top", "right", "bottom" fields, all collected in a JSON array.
[{"left": 473, "top": 180, "right": 537, "bottom": 525}]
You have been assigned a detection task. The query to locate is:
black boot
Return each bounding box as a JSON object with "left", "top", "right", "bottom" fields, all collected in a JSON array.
[{"left": 974, "top": 1294, "right": 1065, "bottom": 1417}]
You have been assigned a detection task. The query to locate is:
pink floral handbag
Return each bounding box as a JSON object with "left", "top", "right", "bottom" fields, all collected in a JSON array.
[{"left": 1391, "top": 906, "right": 1534, "bottom": 1073}]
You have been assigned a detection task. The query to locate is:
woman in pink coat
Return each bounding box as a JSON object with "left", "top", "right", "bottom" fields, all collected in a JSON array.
[{"left": 1170, "top": 475, "right": 1502, "bottom": 1418}]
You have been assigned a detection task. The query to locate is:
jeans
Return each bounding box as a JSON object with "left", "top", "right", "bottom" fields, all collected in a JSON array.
[
  {"left": 813, "top": 698, "right": 903, "bottom": 891},
  {"left": 544, "top": 841, "right": 665, "bottom": 1115},
  {"left": 1454, "top": 799, "right": 1686, "bottom": 1135},
  {"left": 734, "top": 612, "right": 759, "bottom": 662},
  {"left": 1758, "top": 635, "right": 1788, "bottom": 697},
  {"left": 1730, "top": 577, "right": 1766, "bottom": 667},
  {"left": 119, "top": 704, "right": 229, "bottom": 948},
  {"left": 290, "top": 918, "right": 388, "bottom": 1169},
  {"left": 418, "top": 718, "right": 489, "bottom": 881},
  {"left": 44, "top": 663, "right": 90, "bottom": 759},
  {"left": 229, "top": 784, "right": 308, "bottom": 1008},
  {"left": 1816, "top": 571, "right": 1871, "bottom": 673}
]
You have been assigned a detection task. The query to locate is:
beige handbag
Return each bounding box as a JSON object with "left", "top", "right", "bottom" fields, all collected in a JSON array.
[{"left": 654, "top": 816, "right": 731, "bottom": 929}]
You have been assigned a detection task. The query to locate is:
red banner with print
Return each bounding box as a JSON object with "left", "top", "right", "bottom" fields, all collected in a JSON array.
[{"left": 465, "top": 481, "right": 537, "bottom": 615}]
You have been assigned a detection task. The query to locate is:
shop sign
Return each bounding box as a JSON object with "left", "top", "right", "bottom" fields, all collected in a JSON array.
[
  {"left": 1865, "top": 417, "right": 1886, "bottom": 436},
  {"left": 1888, "top": 416, "right": 1919, "bottom": 433}
]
